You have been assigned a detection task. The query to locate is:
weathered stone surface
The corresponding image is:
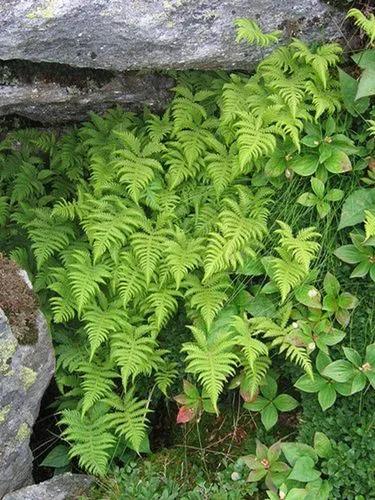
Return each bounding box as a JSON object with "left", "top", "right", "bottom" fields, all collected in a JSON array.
[
  {"left": 0, "top": 270, "right": 55, "bottom": 497},
  {"left": 3, "top": 473, "right": 94, "bottom": 500},
  {"left": 0, "top": 0, "right": 345, "bottom": 72},
  {"left": 0, "top": 69, "right": 173, "bottom": 123}
]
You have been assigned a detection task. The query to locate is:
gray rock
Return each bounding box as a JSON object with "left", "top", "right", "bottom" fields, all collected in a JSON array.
[
  {"left": 0, "top": 70, "right": 173, "bottom": 123},
  {"left": 0, "top": 0, "right": 346, "bottom": 72},
  {"left": 3, "top": 473, "right": 94, "bottom": 500},
  {"left": 0, "top": 275, "right": 55, "bottom": 497}
]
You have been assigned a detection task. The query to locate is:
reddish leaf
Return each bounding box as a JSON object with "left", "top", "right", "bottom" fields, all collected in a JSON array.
[{"left": 176, "top": 406, "right": 196, "bottom": 424}]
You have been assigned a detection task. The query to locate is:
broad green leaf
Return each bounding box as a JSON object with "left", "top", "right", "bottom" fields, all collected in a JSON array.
[
  {"left": 248, "top": 466, "right": 267, "bottom": 482},
  {"left": 311, "top": 177, "right": 325, "bottom": 198},
  {"left": 350, "top": 260, "right": 371, "bottom": 278},
  {"left": 338, "top": 292, "right": 358, "bottom": 310},
  {"left": 323, "top": 272, "right": 340, "bottom": 296},
  {"left": 326, "top": 189, "right": 344, "bottom": 202},
  {"left": 316, "top": 201, "right": 330, "bottom": 218},
  {"left": 41, "top": 444, "right": 70, "bottom": 468},
  {"left": 356, "top": 68, "right": 375, "bottom": 99},
  {"left": 244, "top": 396, "right": 269, "bottom": 412},
  {"left": 342, "top": 347, "right": 361, "bottom": 366},
  {"left": 261, "top": 403, "right": 278, "bottom": 430},
  {"left": 352, "top": 49, "right": 375, "bottom": 69},
  {"left": 316, "top": 351, "right": 332, "bottom": 373},
  {"left": 267, "top": 441, "right": 282, "bottom": 462},
  {"left": 322, "top": 360, "right": 355, "bottom": 382},
  {"left": 350, "top": 372, "right": 367, "bottom": 394},
  {"left": 365, "top": 343, "right": 375, "bottom": 366},
  {"left": 260, "top": 376, "right": 278, "bottom": 400},
  {"left": 318, "top": 383, "right": 336, "bottom": 411},
  {"left": 288, "top": 456, "right": 320, "bottom": 482},
  {"left": 295, "top": 285, "right": 321, "bottom": 309},
  {"left": 297, "top": 192, "right": 317, "bottom": 207},
  {"left": 294, "top": 373, "right": 325, "bottom": 393},
  {"left": 338, "top": 189, "right": 375, "bottom": 229},
  {"left": 314, "top": 432, "right": 332, "bottom": 459},
  {"left": 291, "top": 155, "right": 318, "bottom": 176},
  {"left": 281, "top": 442, "right": 317, "bottom": 466},
  {"left": 273, "top": 394, "right": 299, "bottom": 412},
  {"left": 245, "top": 294, "right": 277, "bottom": 318},
  {"left": 324, "top": 150, "right": 351, "bottom": 174},
  {"left": 338, "top": 68, "right": 370, "bottom": 116},
  {"left": 334, "top": 245, "right": 363, "bottom": 264}
]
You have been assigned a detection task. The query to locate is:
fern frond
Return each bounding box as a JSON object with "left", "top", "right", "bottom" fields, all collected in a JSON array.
[
  {"left": 108, "top": 391, "right": 150, "bottom": 452},
  {"left": 25, "top": 208, "right": 75, "bottom": 269},
  {"left": 112, "top": 131, "right": 164, "bottom": 202},
  {"left": 115, "top": 252, "right": 147, "bottom": 306},
  {"left": 79, "top": 362, "right": 118, "bottom": 415},
  {"left": 83, "top": 301, "right": 128, "bottom": 358},
  {"left": 131, "top": 226, "right": 170, "bottom": 285},
  {"left": 232, "top": 315, "right": 268, "bottom": 370},
  {"left": 182, "top": 327, "right": 239, "bottom": 411},
  {"left": 236, "top": 113, "right": 277, "bottom": 167},
  {"left": 155, "top": 360, "right": 178, "bottom": 396},
  {"left": 364, "top": 210, "right": 375, "bottom": 240},
  {"left": 0, "top": 196, "right": 9, "bottom": 226},
  {"left": 165, "top": 230, "right": 204, "bottom": 288},
  {"left": 68, "top": 249, "right": 111, "bottom": 314},
  {"left": 144, "top": 285, "right": 181, "bottom": 330},
  {"left": 48, "top": 267, "right": 77, "bottom": 322},
  {"left": 110, "top": 325, "right": 157, "bottom": 388},
  {"left": 243, "top": 356, "right": 271, "bottom": 398},
  {"left": 275, "top": 221, "right": 320, "bottom": 271},
  {"left": 235, "top": 19, "right": 282, "bottom": 47},
  {"left": 347, "top": 8, "right": 375, "bottom": 45},
  {"left": 184, "top": 273, "right": 231, "bottom": 329},
  {"left": 61, "top": 406, "right": 115, "bottom": 476}
]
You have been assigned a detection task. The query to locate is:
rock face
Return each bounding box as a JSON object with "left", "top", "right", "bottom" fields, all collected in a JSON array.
[
  {"left": 3, "top": 473, "right": 94, "bottom": 500},
  {"left": 0, "top": 0, "right": 345, "bottom": 72},
  {"left": 0, "top": 269, "right": 55, "bottom": 497},
  {"left": 0, "top": 68, "right": 173, "bottom": 123}
]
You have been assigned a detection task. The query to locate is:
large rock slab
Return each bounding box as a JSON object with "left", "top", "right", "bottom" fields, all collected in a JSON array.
[
  {"left": 0, "top": 66, "right": 173, "bottom": 123},
  {"left": 3, "top": 473, "right": 93, "bottom": 500},
  {"left": 0, "top": 0, "right": 345, "bottom": 72},
  {"left": 0, "top": 261, "right": 55, "bottom": 497}
]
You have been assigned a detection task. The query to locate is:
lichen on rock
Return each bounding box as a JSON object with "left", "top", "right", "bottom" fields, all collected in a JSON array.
[
  {"left": 15, "top": 422, "right": 31, "bottom": 442},
  {"left": 0, "top": 404, "right": 11, "bottom": 425},
  {"left": 20, "top": 367, "right": 37, "bottom": 390},
  {"left": 0, "top": 339, "right": 17, "bottom": 374}
]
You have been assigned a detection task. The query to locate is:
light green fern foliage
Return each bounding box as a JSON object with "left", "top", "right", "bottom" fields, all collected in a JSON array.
[{"left": 0, "top": 21, "right": 350, "bottom": 474}]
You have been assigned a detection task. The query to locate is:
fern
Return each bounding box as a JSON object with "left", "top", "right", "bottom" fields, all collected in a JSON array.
[
  {"left": 184, "top": 273, "right": 231, "bottom": 329},
  {"left": 79, "top": 361, "right": 118, "bottom": 415},
  {"left": 250, "top": 317, "right": 313, "bottom": 377},
  {"left": 364, "top": 210, "right": 375, "bottom": 241},
  {"left": 108, "top": 391, "right": 150, "bottom": 452},
  {"left": 110, "top": 325, "right": 157, "bottom": 388},
  {"left": 347, "top": 8, "right": 375, "bottom": 45},
  {"left": 68, "top": 249, "right": 112, "bottom": 314},
  {"left": 182, "top": 327, "right": 239, "bottom": 411},
  {"left": 235, "top": 19, "right": 282, "bottom": 47},
  {"left": 61, "top": 406, "right": 116, "bottom": 476},
  {"left": 236, "top": 114, "right": 277, "bottom": 167},
  {"left": 155, "top": 360, "right": 178, "bottom": 396},
  {"left": 83, "top": 301, "right": 128, "bottom": 358},
  {"left": 0, "top": 24, "right": 354, "bottom": 474},
  {"left": 232, "top": 315, "right": 268, "bottom": 370},
  {"left": 113, "top": 131, "right": 164, "bottom": 202},
  {"left": 24, "top": 208, "right": 74, "bottom": 269},
  {"left": 131, "top": 224, "right": 170, "bottom": 285}
]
